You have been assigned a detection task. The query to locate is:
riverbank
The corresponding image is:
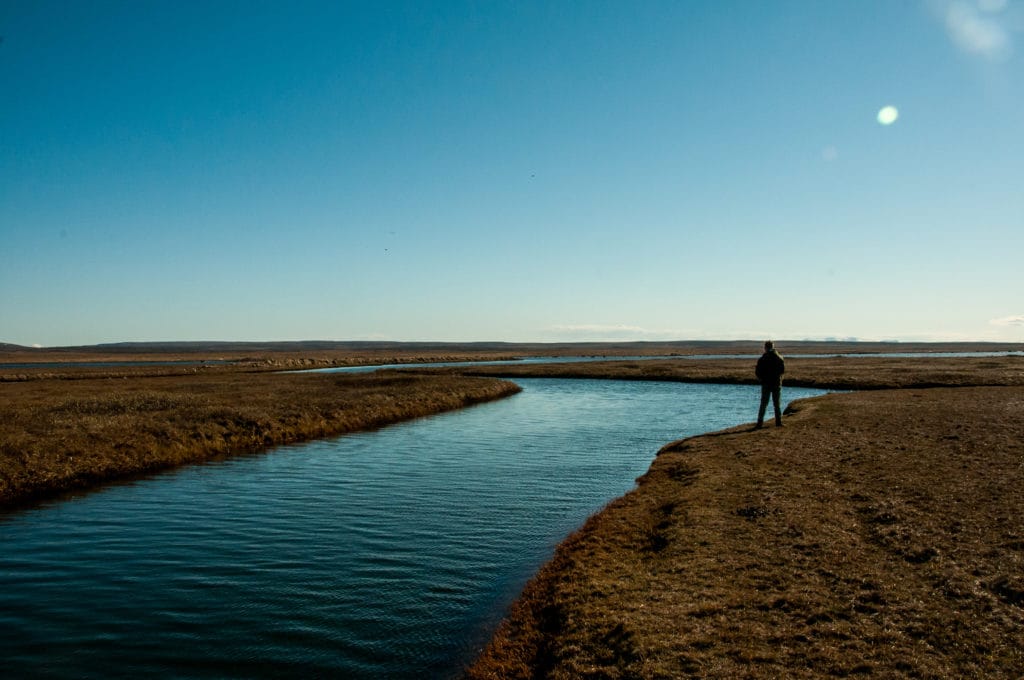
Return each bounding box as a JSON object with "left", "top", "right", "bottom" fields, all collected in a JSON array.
[
  {"left": 0, "top": 372, "right": 519, "bottom": 510},
  {"left": 468, "top": 380, "right": 1024, "bottom": 677}
]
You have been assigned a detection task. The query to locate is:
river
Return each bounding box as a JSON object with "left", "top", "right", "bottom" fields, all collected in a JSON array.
[{"left": 0, "top": 378, "right": 827, "bottom": 678}]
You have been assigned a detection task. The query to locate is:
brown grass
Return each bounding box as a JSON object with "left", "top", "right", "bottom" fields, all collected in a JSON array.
[
  {"left": 468, "top": 362, "right": 1024, "bottom": 678},
  {"left": 0, "top": 371, "right": 519, "bottom": 509},
  {"left": 459, "top": 355, "right": 1024, "bottom": 390},
  {"left": 0, "top": 350, "right": 526, "bottom": 382}
]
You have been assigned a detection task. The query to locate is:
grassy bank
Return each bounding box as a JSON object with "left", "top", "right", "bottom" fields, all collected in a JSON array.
[
  {"left": 0, "top": 371, "right": 519, "bottom": 509},
  {"left": 468, "top": 362, "right": 1024, "bottom": 678}
]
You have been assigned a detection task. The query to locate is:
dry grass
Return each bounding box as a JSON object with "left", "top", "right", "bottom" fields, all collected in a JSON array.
[
  {"left": 460, "top": 355, "right": 1024, "bottom": 390},
  {"left": 0, "top": 371, "right": 519, "bottom": 509},
  {"left": 468, "top": 368, "right": 1024, "bottom": 678},
  {"left": 0, "top": 350, "right": 526, "bottom": 382}
]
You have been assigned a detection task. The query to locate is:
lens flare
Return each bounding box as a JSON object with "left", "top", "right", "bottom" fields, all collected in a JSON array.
[{"left": 877, "top": 105, "right": 899, "bottom": 125}]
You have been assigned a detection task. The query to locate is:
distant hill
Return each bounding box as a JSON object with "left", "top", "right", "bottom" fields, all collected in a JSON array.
[{"left": 0, "top": 343, "right": 33, "bottom": 352}]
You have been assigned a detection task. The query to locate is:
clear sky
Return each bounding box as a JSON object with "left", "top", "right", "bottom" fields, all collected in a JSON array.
[{"left": 2, "top": 0, "right": 1022, "bottom": 347}]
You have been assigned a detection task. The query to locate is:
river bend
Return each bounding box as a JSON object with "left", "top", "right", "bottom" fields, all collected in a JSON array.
[{"left": 0, "top": 378, "right": 827, "bottom": 678}]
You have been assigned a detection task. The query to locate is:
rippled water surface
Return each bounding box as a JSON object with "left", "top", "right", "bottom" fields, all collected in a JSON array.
[{"left": 0, "top": 379, "right": 826, "bottom": 678}]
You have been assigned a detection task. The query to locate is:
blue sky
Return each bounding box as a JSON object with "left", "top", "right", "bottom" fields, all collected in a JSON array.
[{"left": 2, "top": 0, "right": 1022, "bottom": 347}]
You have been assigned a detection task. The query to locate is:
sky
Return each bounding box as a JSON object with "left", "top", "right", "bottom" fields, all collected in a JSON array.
[{"left": 2, "top": 0, "right": 1022, "bottom": 347}]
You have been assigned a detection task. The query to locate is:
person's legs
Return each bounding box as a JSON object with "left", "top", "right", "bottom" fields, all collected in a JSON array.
[
  {"left": 757, "top": 385, "right": 770, "bottom": 426},
  {"left": 771, "top": 385, "right": 782, "bottom": 425}
]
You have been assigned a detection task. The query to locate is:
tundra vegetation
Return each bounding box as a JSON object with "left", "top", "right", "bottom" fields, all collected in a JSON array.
[{"left": 467, "top": 354, "right": 1024, "bottom": 678}]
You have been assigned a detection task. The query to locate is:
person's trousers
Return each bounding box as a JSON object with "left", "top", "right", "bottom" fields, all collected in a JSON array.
[{"left": 758, "top": 383, "right": 782, "bottom": 426}]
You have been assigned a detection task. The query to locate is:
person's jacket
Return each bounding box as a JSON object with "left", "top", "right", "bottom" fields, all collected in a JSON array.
[{"left": 755, "top": 350, "right": 785, "bottom": 385}]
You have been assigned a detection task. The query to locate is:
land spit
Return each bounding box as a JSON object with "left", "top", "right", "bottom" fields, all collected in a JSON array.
[
  {"left": 0, "top": 371, "right": 519, "bottom": 509},
  {"left": 467, "top": 358, "right": 1024, "bottom": 678}
]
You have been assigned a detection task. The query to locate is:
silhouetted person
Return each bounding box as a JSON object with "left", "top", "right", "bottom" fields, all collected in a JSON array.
[{"left": 755, "top": 340, "right": 785, "bottom": 428}]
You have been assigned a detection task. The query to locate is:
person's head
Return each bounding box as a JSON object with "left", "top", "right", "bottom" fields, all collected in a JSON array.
[{"left": 764, "top": 340, "right": 774, "bottom": 351}]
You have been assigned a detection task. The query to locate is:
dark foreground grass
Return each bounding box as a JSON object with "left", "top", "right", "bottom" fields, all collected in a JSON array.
[
  {"left": 468, "top": 381, "right": 1024, "bottom": 678},
  {"left": 0, "top": 371, "right": 519, "bottom": 509}
]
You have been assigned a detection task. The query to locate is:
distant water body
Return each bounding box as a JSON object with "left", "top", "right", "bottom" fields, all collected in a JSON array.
[{"left": 0, "top": 378, "right": 828, "bottom": 678}]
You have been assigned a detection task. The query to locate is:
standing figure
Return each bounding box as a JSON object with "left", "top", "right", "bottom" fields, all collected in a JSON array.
[{"left": 755, "top": 340, "right": 786, "bottom": 428}]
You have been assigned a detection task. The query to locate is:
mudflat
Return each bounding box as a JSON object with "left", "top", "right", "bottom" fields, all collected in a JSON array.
[
  {"left": 469, "top": 362, "right": 1024, "bottom": 678},
  {"left": 0, "top": 371, "right": 519, "bottom": 509}
]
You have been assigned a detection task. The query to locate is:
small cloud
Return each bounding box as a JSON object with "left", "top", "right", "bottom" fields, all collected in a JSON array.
[
  {"left": 550, "top": 324, "right": 651, "bottom": 338},
  {"left": 943, "top": 0, "right": 1013, "bottom": 61},
  {"left": 32, "top": 344, "right": 43, "bottom": 348},
  {"left": 990, "top": 314, "right": 1024, "bottom": 326},
  {"left": 547, "top": 324, "right": 697, "bottom": 341},
  {"left": 821, "top": 145, "right": 839, "bottom": 161}
]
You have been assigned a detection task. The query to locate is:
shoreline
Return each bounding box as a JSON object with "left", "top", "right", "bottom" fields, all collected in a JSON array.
[
  {"left": 0, "top": 371, "right": 520, "bottom": 511},
  {"left": 467, "top": 369, "right": 1024, "bottom": 677}
]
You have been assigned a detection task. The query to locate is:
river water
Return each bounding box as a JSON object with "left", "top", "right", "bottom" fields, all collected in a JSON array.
[{"left": 0, "top": 378, "right": 827, "bottom": 678}]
